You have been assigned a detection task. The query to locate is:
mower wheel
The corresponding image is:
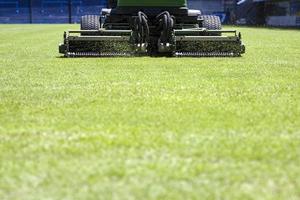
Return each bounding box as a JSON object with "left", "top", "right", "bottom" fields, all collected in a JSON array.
[
  {"left": 202, "top": 15, "right": 221, "bottom": 36},
  {"left": 202, "top": 15, "right": 222, "bottom": 30},
  {"left": 81, "top": 15, "right": 100, "bottom": 31}
]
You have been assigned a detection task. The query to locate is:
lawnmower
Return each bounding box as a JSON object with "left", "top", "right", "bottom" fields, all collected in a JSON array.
[{"left": 59, "top": 0, "right": 245, "bottom": 57}]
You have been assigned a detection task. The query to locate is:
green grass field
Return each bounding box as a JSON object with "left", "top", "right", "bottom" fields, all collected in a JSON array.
[{"left": 0, "top": 25, "right": 300, "bottom": 200}]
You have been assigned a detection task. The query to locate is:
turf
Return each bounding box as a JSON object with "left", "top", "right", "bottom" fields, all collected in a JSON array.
[{"left": 0, "top": 25, "right": 300, "bottom": 200}]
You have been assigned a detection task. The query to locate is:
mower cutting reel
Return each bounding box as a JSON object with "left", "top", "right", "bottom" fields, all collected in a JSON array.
[{"left": 59, "top": 0, "right": 245, "bottom": 57}]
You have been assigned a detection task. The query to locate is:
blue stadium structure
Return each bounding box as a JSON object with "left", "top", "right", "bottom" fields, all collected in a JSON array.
[
  {"left": 0, "top": 0, "right": 107, "bottom": 23},
  {"left": 0, "top": 0, "right": 231, "bottom": 23},
  {"left": 1, "top": 0, "right": 299, "bottom": 26}
]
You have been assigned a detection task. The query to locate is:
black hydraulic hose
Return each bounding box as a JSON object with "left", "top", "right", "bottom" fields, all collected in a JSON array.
[
  {"left": 156, "top": 11, "right": 174, "bottom": 44},
  {"left": 141, "top": 15, "right": 150, "bottom": 42},
  {"left": 137, "top": 11, "right": 149, "bottom": 45},
  {"left": 164, "top": 13, "right": 169, "bottom": 38},
  {"left": 165, "top": 12, "right": 174, "bottom": 38},
  {"left": 138, "top": 12, "right": 143, "bottom": 44},
  {"left": 169, "top": 17, "right": 174, "bottom": 38},
  {"left": 133, "top": 17, "right": 140, "bottom": 44},
  {"left": 157, "top": 12, "right": 166, "bottom": 43},
  {"left": 163, "top": 15, "right": 168, "bottom": 44},
  {"left": 165, "top": 11, "right": 171, "bottom": 34},
  {"left": 142, "top": 12, "right": 150, "bottom": 44}
]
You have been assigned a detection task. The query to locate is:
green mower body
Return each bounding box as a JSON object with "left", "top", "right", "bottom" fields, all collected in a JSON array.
[{"left": 59, "top": 0, "right": 245, "bottom": 57}]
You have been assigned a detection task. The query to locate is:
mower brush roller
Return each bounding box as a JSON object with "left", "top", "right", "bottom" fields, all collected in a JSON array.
[{"left": 59, "top": 0, "right": 245, "bottom": 57}]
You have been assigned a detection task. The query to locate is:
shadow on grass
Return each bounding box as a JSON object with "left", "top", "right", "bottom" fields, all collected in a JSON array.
[
  {"left": 228, "top": 25, "right": 300, "bottom": 31},
  {"left": 56, "top": 55, "right": 244, "bottom": 59}
]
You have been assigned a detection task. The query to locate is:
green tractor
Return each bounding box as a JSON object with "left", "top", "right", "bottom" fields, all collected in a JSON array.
[{"left": 59, "top": 0, "right": 245, "bottom": 57}]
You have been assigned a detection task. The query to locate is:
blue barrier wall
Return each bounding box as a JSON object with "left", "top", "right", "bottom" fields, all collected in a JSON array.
[{"left": 0, "top": 0, "right": 107, "bottom": 23}]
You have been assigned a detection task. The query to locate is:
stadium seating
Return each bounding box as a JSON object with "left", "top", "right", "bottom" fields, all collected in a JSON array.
[{"left": 0, "top": 0, "right": 19, "bottom": 14}]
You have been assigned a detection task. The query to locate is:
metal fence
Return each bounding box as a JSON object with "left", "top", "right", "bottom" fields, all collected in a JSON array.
[{"left": 0, "top": 0, "right": 107, "bottom": 23}]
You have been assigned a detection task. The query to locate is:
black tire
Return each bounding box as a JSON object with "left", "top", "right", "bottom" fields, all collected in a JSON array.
[
  {"left": 81, "top": 15, "right": 100, "bottom": 31},
  {"left": 202, "top": 15, "right": 222, "bottom": 30}
]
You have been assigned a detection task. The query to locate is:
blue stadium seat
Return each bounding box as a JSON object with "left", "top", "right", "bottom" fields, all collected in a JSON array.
[
  {"left": 0, "top": 0, "right": 19, "bottom": 14},
  {"left": 0, "top": 0, "right": 107, "bottom": 23},
  {"left": 41, "top": 0, "right": 83, "bottom": 14}
]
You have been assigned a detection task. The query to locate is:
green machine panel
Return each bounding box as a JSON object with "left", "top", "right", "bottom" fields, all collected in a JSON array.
[{"left": 117, "top": 0, "right": 187, "bottom": 7}]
